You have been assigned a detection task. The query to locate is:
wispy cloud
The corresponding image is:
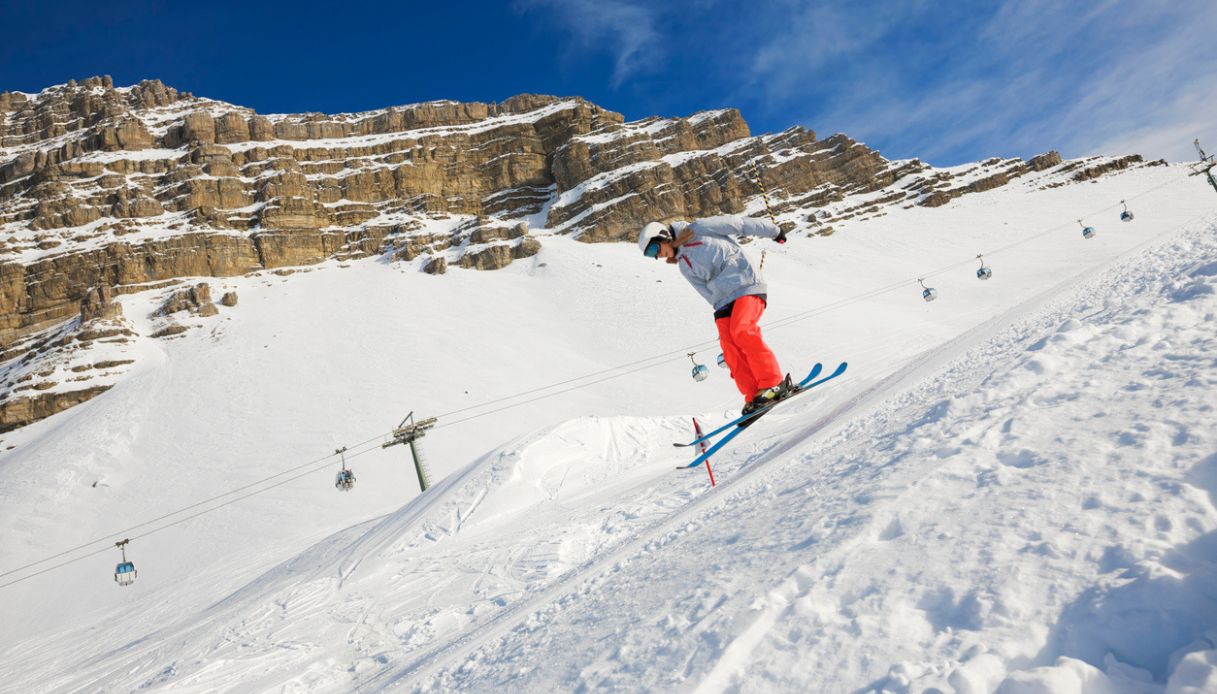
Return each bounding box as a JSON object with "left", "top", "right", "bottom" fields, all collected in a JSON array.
[
  {"left": 517, "top": 0, "right": 1217, "bottom": 163},
  {"left": 974, "top": 0, "right": 1217, "bottom": 162},
  {"left": 1035, "top": 3, "right": 1217, "bottom": 163},
  {"left": 515, "top": 0, "right": 661, "bottom": 88},
  {"left": 741, "top": 0, "right": 1217, "bottom": 163}
]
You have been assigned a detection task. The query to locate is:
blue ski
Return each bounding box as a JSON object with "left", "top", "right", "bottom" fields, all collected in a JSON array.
[
  {"left": 674, "top": 363, "right": 824, "bottom": 449},
  {"left": 671, "top": 362, "right": 822, "bottom": 448},
  {"left": 677, "top": 361, "right": 848, "bottom": 470}
]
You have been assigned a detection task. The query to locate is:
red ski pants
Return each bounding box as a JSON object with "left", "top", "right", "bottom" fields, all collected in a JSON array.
[{"left": 714, "top": 295, "right": 782, "bottom": 401}]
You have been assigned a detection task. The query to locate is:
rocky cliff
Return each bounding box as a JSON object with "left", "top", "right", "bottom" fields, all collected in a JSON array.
[{"left": 0, "top": 76, "right": 1158, "bottom": 431}]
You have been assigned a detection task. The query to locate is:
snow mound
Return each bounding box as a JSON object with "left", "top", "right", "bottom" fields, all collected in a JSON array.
[{"left": 20, "top": 414, "right": 713, "bottom": 692}]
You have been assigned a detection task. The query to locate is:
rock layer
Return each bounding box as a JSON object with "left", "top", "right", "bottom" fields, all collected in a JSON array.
[
  {"left": 0, "top": 77, "right": 1156, "bottom": 427},
  {"left": 0, "top": 281, "right": 137, "bottom": 431}
]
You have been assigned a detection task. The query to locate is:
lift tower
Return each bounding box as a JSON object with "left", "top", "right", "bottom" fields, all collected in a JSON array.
[{"left": 382, "top": 411, "right": 437, "bottom": 492}]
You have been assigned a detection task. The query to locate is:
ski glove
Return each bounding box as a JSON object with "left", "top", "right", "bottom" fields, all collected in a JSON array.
[{"left": 775, "top": 231, "right": 787, "bottom": 244}]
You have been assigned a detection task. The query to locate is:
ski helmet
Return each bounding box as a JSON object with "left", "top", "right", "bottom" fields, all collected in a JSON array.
[{"left": 637, "top": 221, "right": 671, "bottom": 255}]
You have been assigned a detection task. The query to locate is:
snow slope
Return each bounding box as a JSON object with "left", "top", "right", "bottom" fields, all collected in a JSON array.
[
  {"left": 1, "top": 163, "right": 1215, "bottom": 692},
  {"left": 406, "top": 220, "right": 1217, "bottom": 694}
]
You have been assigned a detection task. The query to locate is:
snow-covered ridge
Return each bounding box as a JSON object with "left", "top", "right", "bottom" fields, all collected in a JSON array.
[
  {"left": 0, "top": 76, "right": 1152, "bottom": 280},
  {"left": 0, "top": 73, "right": 1179, "bottom": 441}
]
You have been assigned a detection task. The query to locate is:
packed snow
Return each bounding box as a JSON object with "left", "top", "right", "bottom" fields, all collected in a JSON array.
[{"left": 1, "top": 164, "right": 1216, "bottom": 693}]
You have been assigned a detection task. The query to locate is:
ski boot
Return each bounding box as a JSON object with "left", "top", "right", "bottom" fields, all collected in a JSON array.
[{"left": 738, "top": 374, "right": 797, "bottom": 428}]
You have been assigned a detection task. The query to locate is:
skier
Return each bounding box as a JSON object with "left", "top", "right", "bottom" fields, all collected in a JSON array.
[{"left": 638, "top": 215, "right": 792, "bottom": 416}]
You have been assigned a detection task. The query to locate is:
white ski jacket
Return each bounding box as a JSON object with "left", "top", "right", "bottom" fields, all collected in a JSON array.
[{"left": 671, "top": 215, "right": 781, "bottom": 311}]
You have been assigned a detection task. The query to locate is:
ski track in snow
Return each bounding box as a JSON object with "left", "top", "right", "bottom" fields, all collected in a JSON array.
[{"left": 1, "top": 166, "right": 1216, "bottom": 692}]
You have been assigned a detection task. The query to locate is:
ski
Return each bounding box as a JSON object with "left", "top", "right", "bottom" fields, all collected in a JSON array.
[
  {"left": 674, "top": 362, "right": 835, "bottom": 448},
  {"left": 676, "top": 361, "right": 848, "bottom": 470}
]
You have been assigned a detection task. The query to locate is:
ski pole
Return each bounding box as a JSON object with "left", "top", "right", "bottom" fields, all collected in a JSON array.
[{"left": 751, "top": 161, "right": 779, "bottom": 270}]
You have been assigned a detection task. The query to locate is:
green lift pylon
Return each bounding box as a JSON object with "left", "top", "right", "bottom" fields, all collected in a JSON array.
[{"left": 383, "top": 411, "right": 437, "bottom": 492}]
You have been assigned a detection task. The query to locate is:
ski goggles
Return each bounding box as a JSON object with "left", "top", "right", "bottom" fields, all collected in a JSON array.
[{"left": 644, "top": 240, "right": 662, "bottom": 258}]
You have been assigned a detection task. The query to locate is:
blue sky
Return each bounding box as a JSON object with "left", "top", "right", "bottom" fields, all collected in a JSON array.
[{"left": 2, "top": 0, "right": 1214, "bottom": 164}]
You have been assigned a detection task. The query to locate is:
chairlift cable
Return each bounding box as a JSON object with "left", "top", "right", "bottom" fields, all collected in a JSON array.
[
  {"left": 432, "top": 168, "right": 1199, "bottom": 422},
  {"left": 0, "top": 164, "right": 1206, "bottom": 589},
  {"left": 0, "top": 435, "right": 388, "bottom": 581},
  {"left": 0, "top": 441, "right": 387, "bottom": 589}
]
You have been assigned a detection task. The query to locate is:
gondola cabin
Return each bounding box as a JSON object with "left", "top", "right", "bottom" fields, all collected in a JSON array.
[
  {"left": 113, "top": 539, "right": 137, "bottom": 586},
  {"left": 114, "top": 561, "right": 137, "bottom": 586},
  {"left": 976, "top": 255, "right": 992, "bottom": 280},
  {"left": 919, "top": 279, "right": 938, "bottom": 302},
  {"left": 335, "top": 469, "right": 356, "bottom": 491},
  {"left": 687, "top": 353, "right": 710, "bottom": 381}
]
